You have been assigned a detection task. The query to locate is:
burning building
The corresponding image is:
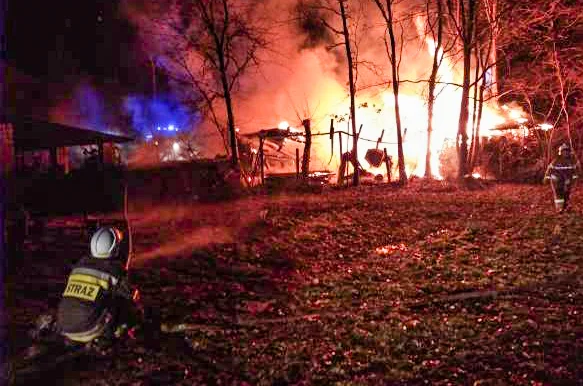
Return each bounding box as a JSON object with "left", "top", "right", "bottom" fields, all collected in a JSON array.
[{"left": 121, "top": 0, "right": 552, "bottom": 184}]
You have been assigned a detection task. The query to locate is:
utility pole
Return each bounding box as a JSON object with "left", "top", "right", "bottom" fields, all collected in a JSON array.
[
  {"left": 0, "top": 0, "right": 8, "bottom": 382},
  {"left": 0, "top": 0, "right": 5, "bottom": 115}
]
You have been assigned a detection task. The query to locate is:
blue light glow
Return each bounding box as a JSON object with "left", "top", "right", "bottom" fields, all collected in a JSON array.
[{"left": 124, "top": 94, "right": 199, "bottom": 140}]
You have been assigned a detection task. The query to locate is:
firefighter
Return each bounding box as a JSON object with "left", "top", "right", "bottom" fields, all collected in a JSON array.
[
  {"left": 55, "top": 225, "right": 141, "bottom": 348},
  {"left": 544, "top": 143, "right": 581, "bottom": 212}
]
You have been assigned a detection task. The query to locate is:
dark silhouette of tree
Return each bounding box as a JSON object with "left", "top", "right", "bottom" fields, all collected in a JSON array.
[
  {"left": 125, "top": 0, "right": 268, "bottom": 167},
  {"left": 338, "top": 0, "right": 360, "bottom": 186},
  {"left": 498, "top": 0, "right": 583, "bottom": 160},
  {"left": 421, "top": 0, "right": 453, "bottom": 178},
  {"left": 446, "top": 0, "right": 479, "bottom": 179},
  {"left": 296, "top": 0, "right": 362, "bottom": 186},
  {"left": 371, "top": 0, "right": 407, "bottom": 185},
  {"left": 461, "top": 0, "right": 504, "bottom": 172}
]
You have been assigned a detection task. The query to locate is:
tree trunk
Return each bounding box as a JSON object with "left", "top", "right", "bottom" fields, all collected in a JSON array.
[
  {"left": 219, "top": 61, "right": 239, "bottom": 167},
  {"left": 339, "top": 0, "right": 359, "bottom": 187},
  {"left": 469, "top": 41, "right": 480, "bottom": 171},
  {"left": 456, "top": 0, "right": 477, "bottom": 179},
  {"left": 457, "top": 45, "right": 471, "bottom": 179},
  {"left": 425, "top": 0, "right": 444, "bottom": 179},
  {"left": 426, "top": 80, "right": 436, "bottom": 178},
  {"left": 474, "top": 83, "right": 485, "bottom": 168},
  {"left": 211, "top": 0, "right": 238, "bottom": 168},
  {"left": 301, "top": 119, "right": 312, "bottom": 178},
  {"left": 385, "top": 0, "right": 407, "bottom": 185}
]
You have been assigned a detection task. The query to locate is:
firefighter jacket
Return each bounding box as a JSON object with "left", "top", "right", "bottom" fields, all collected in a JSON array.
[
  {"left": 544, "top": 155, "right": 581, "bottom": 183},
  {"left": 56, "top": 255, "right": 131, "bottom": 343}
]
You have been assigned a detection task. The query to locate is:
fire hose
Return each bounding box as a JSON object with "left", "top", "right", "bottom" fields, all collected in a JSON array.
[{"left": 122, "top": 181, "right": 140, "bottom": 302}]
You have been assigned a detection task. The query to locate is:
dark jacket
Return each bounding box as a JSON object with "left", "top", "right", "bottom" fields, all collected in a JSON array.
[
  {"left": 545, "top": 155, "right": 581, "bottom": 182},
  {"left": 56, "top": 255, "right": 129, "bottom": 341}
]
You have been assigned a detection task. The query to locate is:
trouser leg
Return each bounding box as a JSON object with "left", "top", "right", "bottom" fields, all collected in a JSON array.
[
  {"left": 551, "top": 178, "right": 565, "bottom": 211},
  {"left": 564, "top": 184, "right": 572, "bottom": 210}
]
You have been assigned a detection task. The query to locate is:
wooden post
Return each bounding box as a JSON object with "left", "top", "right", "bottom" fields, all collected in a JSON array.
[
  {"left": 259, "top": 137, "right": 265, "bottom": 185},
  {"left": 338, "top": 131, "right": 343, "bottom": 185},
  {"left": 97, "top": 140, "right": 105, "bottom": 167},
  {"left": 384, "top": 148, "right": 391, "bottom": 182},
  {"left": 301, "top": 119, "right": 311, "bottom": 178},
  {"left": 346, "top": 121, "right": 351, "bottom": 185},
  {"left": 295, "top": 148, "right": 299, "bottom": 179},
  {"left": 57, "top": 147, "right": 69, "bottom": 174}
]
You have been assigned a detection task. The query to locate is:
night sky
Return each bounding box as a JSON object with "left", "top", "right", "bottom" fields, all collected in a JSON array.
[{"left": 6, "top": 0, "right": 151, "bottom": 92}]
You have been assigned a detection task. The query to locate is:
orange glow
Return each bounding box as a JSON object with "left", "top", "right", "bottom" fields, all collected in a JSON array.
[
  {"left": 301, "top": 17, "right": 511, "bottom": 181},
  {"left": 308, "top": 83, "right": 506, "bottom": 180}
]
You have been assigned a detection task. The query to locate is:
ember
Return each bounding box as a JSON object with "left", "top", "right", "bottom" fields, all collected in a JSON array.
[{"left": 374, "top": 243, "right": 408, "bottom": 256}]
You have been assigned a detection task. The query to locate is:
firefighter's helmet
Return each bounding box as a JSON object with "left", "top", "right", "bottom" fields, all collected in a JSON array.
[
  {"left": 90, "top": 226, "right": 124, "bottom": 259},
  {"left": 558, "top": 143, "right": 571, "bottom": 156}
]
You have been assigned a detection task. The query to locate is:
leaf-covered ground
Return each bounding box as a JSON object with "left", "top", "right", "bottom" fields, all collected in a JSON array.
[{"left": 7, "top": 181, "right": 583, "bottom": 385}]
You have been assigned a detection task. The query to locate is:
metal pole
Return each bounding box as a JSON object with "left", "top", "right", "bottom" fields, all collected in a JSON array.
[{"left": 0, "top": 0, "right": 9, "bottom": 382}]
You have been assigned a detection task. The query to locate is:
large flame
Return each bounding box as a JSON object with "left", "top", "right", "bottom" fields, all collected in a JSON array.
[
  {"left": 306, "top": 86, "right": 508, "bottom": 180},
  {"left": 300, "top": 17, "right": 519, "bottom": 181},
  {"left": 123, "top": 0, "right": 533, "bottom": 177}
]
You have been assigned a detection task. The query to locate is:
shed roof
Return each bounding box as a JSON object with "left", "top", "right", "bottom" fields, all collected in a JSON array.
[{"left": 8, "top": 116, "right": 134, "bottom": 151}]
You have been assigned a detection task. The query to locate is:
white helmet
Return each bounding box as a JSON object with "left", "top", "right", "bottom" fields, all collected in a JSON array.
[
  {"left": 558, "top": 143, "right": 571, "bottom": 156},
  {"left": 90, "top": 226, "right": 124, "bottom": 259}
]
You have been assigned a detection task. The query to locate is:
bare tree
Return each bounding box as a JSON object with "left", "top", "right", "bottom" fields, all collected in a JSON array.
[
  {"left": 125, "top": 0, "right": 267, "bottom": 167},
  {"left": 338, "top": 0, "right": 360, "bottom": 186},
  {"left": 296, "top": 0, "right": 363, "bottom": 186},
  {"left": 498, "top": 0, "right": 583, "bottom": 159},
  {"left": 422, "top": 0, "right": 450, "bottom": 178},
  {"left": 468, "top": 0, "right": 503, "bottom": 171},
  {"left": 446, "top": 0, "right": 479, "bottom": 179},
  {"left": 371, "top": 0, "right": 407, "bottom": 185}
]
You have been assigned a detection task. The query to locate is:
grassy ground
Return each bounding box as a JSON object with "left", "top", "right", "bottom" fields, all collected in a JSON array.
[{"left": 7, "top": 180, "right": 583, "bottom": 385}]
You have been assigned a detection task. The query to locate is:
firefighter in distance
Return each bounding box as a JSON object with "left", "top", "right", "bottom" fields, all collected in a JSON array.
[{"left": 544, "top": 143, "right": 581, "bottom": 212}]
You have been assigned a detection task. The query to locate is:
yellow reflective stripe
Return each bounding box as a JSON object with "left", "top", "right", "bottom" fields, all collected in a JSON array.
[
  {"left": 63, "top": 281, "right": 101, "bottom": 301},
  {"left": 68, "top": 274, "right": 109, "bottom": 290},
  {"left": 62, "top": 312, "right": 109, "bottom": 342},
  {"left": 63, "top": 328, "right": 104, "bottom": 343},
  {"left": 71, "top": 267, "right": 118, "bottom": 286}
]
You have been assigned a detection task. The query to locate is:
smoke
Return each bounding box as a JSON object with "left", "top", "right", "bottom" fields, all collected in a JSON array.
[
  {"left": 122, "top": 0, "right": 505, "bottom": 176},
  {"left": 122, "top": 93, "right": 203, "bottom": 167},
  {"left": 49, "top": 80, "right": 114, "bottom": 131},
  {"left": 294, "top": 0, "right": 336, "bottom": 49},
  {"left": 47, "top": 81, "right": 125, "bottom": 168},
  {"left": 231, "top": 0, "right": 437, "bottom": 172}
]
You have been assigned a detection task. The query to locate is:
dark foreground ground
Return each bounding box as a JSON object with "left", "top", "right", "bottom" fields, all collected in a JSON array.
[{"left": 6, "top": 181, "right": 583, "bottom": 385}]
